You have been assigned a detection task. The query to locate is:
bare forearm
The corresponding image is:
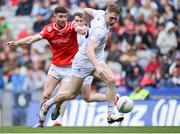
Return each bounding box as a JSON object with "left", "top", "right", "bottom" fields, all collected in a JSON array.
[
  {"left": 87, "top": 46, "right": 99, "bottom": 68},
  {"left": 84, "top": 8, "right": 96, "bottom": 16},
  {"left": 16, "top": 34, "right": 41, "bottom": 46},
  {"left": 16, "top": 36, "right": 34, "bottom": 45}
]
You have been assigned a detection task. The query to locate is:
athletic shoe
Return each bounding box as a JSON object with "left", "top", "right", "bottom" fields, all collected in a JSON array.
[
  {"left": 51, "top": 105, "right": 61, "bottom": 120},
  {"left": 33, "top": 120, "right": 44, "bottom": 128},
  {"left": 52, "top": 121, "right": 62, "bottom": 126},
  {"left": 39, "top": 104, "right": 48, "bottom": 121},
  {"left": 107, "top": 113, "right": 124, "bottom": 124}
]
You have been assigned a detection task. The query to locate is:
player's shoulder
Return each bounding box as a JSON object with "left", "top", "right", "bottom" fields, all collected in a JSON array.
[
  {"left": 93, "top": 10, "right": 105, "bottom": 23},
  {"left": 91, "top": 17, "right": 105, "bottom": 30},
  {"left": 43, "top": 23, "right": 54, "bottom": 32},
  {"left": 96, "top": 10, "right": 105, "bottom": 15}
]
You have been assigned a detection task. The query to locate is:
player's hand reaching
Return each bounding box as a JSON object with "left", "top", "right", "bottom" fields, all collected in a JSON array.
[
  {"left": 6, "top": 41, "right": 17, "bottom": 47},
  {"left": 95, "top": 65, "right": 108, "bottom": 80}
]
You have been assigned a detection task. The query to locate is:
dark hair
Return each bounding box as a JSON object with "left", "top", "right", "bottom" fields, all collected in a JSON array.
[
  {"left": 73, "top": 12, "right": 83, "bottom": 18},
  {"left": 54, "top": 6, "right": 68, "bottom": 14}
]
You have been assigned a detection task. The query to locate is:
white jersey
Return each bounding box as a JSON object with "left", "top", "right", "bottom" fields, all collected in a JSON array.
[
  {"left": 77, "top": 34, "right": 86, "bottom": 47},
  {"left": 73, "top": 10, "right": 109, "bottom": 69}
]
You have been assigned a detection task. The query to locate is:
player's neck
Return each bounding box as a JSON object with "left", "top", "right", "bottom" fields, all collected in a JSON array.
[{"left": 55, "top": 23, "right": 65, "bottom": 30}]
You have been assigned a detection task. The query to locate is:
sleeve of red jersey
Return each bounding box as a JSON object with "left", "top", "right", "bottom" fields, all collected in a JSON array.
[
  {"left": 39, "top": 25, "right": 52, "bottom": 39},
  {"left": 70, "top": 21, "right": 79, "bottom": 30}
]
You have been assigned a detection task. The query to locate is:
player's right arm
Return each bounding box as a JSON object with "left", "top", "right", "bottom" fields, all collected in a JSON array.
[
  {"left": 86, "top": 27, "right": 107, "bottom": 79},
  {"left": 84, "top": 8, "right": 98, "bottom": 17},
  {"left": 6, "top": 34, "right": 42, "bottom": 47}
]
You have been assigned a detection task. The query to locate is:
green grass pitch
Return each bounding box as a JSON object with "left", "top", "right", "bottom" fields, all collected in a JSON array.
[{"left": 0, "top": 126, "right": 180, "bottom": 133}]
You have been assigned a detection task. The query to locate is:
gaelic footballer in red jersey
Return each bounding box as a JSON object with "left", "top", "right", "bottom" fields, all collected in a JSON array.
[
  {"left": 6, "top": 6, "right": 87, "bottom": 127},
  {"left": 39, "top": 21, "right": 79, "bottom": 66}
]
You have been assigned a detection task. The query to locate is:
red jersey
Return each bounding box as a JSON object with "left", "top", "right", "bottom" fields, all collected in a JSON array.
[{"left": 39, "top": 21, "right": 78, "bottom": 66}]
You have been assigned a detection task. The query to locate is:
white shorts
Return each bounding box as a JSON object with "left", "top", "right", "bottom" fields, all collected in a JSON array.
[
  {"left": 83, "top": 75, "right": 93, "bottom": 85},
  {"left": 47, "top": 64, "right": 72, "bottom": 81},
  {"left": 48, "top": 64, "right": 93, "bottom": 85}
]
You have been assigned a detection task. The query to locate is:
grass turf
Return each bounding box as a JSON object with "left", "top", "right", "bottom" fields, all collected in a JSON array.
[{"left": 0, "top": 126, "right": 180, "bottom": 133}]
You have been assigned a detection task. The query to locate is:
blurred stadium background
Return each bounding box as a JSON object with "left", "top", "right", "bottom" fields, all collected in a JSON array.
[{"left": 0, "top": 0, "right": 180, "bottom": 127}]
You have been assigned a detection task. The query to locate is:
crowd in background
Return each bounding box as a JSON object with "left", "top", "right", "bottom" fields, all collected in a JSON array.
[{"left": 0, "top": 0, "right": 180, "bottom": 106}]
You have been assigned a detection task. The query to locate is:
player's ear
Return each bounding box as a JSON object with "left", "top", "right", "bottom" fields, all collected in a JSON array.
[
  {"left": 116, "top": 16, "right": 120, "bottom": 22},
  {"left": 53, "top": 13, "right": 56, "bottom": 17},
  {"left": 105, "top": 11, "right": 107, "bottom": 16}
]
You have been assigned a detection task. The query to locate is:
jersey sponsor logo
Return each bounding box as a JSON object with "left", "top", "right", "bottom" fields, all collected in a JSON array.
[{"left": 51, "top": 38, "right": 70, "bottom": 44}]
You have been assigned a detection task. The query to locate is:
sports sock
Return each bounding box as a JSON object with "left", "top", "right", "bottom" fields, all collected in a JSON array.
[
  {"left": 58, "top": 115, "right": 63, "bottom": 124},
  {"left": 45, "top": 97, "right": 55, "bottom": 109},
  {"left": 107, "top": 102, "right": 115, "bottom": 115}
]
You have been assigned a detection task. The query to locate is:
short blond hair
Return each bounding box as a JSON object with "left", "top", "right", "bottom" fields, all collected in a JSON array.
[{"left": 106, "top": 4, "right": 120, "bottom": 14}]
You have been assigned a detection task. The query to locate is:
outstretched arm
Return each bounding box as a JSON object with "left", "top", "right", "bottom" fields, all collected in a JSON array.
[
  {"left": 6, "top": 34, "right": 42, "bottom": 47},
  {"left": 84, "top": 8, "right": 97, "bottom": 17}
]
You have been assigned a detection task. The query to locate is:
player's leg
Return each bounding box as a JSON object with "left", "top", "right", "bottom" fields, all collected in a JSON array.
[
  {"left": 39, "top": 76, "right": 85, "bottom": 122},
  {"left": 34, "top": 65, "right": 61, "bottom": 128},
  {"left": 50, "top": 65, "right": 75, "bottom": 125},
  {"left": 40, "top": 65, "right": 61, "bottom": 107},
  {"left": 81, "top": 76, "right": 106, "bottom": 102},
  {"left": 92, "top": 63, "right": 124, "bottom": 123},
  {"left": 40, "top": 75, "right": 60, "bottom": 107},
  {"left": 51, "top": 80, "right": 70, "bottom": 125},
  {"left": 33, "top": 75, "right": 60, "bottom": 128}
]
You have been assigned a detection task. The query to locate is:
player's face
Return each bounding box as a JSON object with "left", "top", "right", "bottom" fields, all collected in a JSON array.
[
  {"left": 105, "top": 12, "right": 119, "bottom": 26},
  {"left": 55, "top": 13, "right": 68, "bottom": 28},
  {"left": 74, "top": 16, "right": 83, "bottom": 26}
]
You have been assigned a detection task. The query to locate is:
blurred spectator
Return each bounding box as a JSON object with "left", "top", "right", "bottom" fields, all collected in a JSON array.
[
  {"left": 33, "top": 13, "right": 48, "bottom": 33},
  {"left": 169, "top": 65, "right": 180, "bottom": 86},
  {"left": 26, "top": 61, "right": 46, "bottom": 101},
  {"left": 31, "top": 0, "right": 41, "bottom": 17},
  {"left": 119, "top": 41, "right": 136, "bottom": 65},
  {"left": 126, "top": 0, "right": 139, "bottom": 19},
  {"left": 0, "top": 16, "right": 12, "bottom": 43},
  {"left": 15, "top": 0, "right": 33, "bottom": 16},
  {"left": 139, "top": 0, "right": 152, "bottom": 21},
  {"left": 135, "top": 20, "right": 153, "bottom": 48},
  {"left": 125, "top": 66, "right": 143, "bottom": 90},
  {"left": 156, "top": 21, "right": 177, "bottom": 55},
  {"left": 144, "top": 53, "right": 161, "bottom": 74},
  {"left": 107, "top": 61, "right": 124, "bottom": 86},
  {"left": 106, "top": 40, "right": 121, "bottom": 62},
  {"left": 141, "top": 53, "right": 161, "bottom": 87},
  {"left": 16, "top": 24, "right": 30, "bottom": 40},
  {"left": 37, "top": 0, "right": 52, "bottom": 21},
  {"left": 124, "top": 55, "right": 143, "bottom": 89},
  {"left": 125, "top": 55, "right": 144, "bottom": 77},
  {"left": 159, "top": 53, "right": 173, "bottom": 86},
  {"left": 9, "top": 63, "right": 29, "bottom": 125},
  {"left": 0, "top": 67, "right": 4, "bottom": 105}
]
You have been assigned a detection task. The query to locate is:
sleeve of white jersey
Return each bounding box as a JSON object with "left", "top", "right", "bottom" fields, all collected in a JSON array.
[
  {"left": 90, "top": 27, "right": 106, "bottom": 44},
  {"left": 92, "top": 10, "right": 100, "bottom": 17}
]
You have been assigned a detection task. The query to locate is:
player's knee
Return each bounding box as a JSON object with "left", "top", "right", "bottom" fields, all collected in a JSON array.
[
  {"left": 83, "top": 96, "right": 91, "bottom": 102},
  {"left": 67, "top": 90, "right": 77, "bottom": 100}
]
